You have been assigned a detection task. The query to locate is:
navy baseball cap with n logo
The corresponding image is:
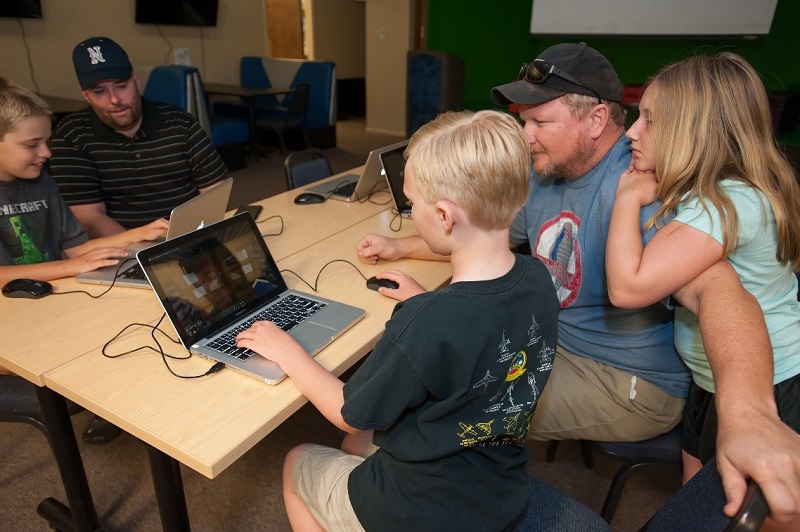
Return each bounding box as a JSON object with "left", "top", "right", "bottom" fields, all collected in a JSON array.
[{"left": 73, "top": 36, "right": 133, "bottom": 90}]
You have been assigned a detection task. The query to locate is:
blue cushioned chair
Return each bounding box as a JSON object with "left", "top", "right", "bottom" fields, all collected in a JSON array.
[
  {"left": 643, "top": 457, "right": 769, "bottom": 531},
  {"left": 514, "top": 477, "right": 611, "bottom": 531},
  {"left": 284, "top": 148, "right": 332, "bottom": 190},
  {"left": 144, "top": 65, "right": 250, "bottom": 169},
  {"left": 546, "top": 424, "right": 684, "bottom": 523}
]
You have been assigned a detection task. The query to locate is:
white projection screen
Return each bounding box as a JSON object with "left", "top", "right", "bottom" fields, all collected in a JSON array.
[{"left": 530, "top": 0, "right": 779, "bottom": 37}]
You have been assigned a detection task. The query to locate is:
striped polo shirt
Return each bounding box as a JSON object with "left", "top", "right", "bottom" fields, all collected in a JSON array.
[{"left": 50, "top": 98, "right": 229, "bottom": 229}]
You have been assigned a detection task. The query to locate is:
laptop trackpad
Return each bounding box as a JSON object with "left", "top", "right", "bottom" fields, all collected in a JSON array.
[{"left": 291, "top": 322, "right": 336, "bottom": 354}]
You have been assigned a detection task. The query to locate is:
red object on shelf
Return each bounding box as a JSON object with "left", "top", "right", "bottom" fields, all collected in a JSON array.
[{"left": 622, "top": 85, "right": 643, "bottom": 106}]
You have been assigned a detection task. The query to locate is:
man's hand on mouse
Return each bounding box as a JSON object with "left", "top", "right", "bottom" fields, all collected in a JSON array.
[{"left": 371, "top": 270, "right": 425, "bottom": 301}]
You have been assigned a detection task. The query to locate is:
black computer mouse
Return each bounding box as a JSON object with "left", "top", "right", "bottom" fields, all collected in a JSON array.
[
  {"left": 2, "top": 278, "right": 53, "bottom": 299},
  {"left": 294, "top": 192, "right": 326, "bottom": 205},
  {"left": 366, "top": 276, "right": 399, "bottom": 291}
]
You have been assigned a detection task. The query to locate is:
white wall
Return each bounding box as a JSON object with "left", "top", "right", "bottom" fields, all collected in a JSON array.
[{"left": 0, "top": 0, "right": 268, "bottom": 98}]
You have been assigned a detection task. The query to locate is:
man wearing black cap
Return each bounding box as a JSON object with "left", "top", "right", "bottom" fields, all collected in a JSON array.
[
  {"left": 49, "top": 36, "right": 228, "bottom": 238},
  {"left": 360, "top": 43, "right": 687, "bottom": 443}
]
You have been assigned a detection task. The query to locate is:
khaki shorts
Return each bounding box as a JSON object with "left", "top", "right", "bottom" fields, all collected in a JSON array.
[
  {"left": 528, "top": 346, "right": 684, "bottom": 442},
  {"left": 292, "top": 444, "right": 366, "bottom": 532}
]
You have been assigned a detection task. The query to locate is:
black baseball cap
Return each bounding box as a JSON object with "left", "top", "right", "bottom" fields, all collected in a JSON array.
[
  {"left": 72, "top": 36, "right": 133, "bottom": 90},
  {"left": 491, "top": 43, "right": 622, "bottom": 106}
]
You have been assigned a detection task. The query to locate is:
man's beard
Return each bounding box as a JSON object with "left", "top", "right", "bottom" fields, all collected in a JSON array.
[{"left": 535, "top": 137, "right": 595, "bottom": 180}]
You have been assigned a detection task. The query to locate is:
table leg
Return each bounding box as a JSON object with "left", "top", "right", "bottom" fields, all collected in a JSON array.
[
  {"left": 146, "top": 444, "right": 192, "bottom": 531},
  {"left": 35, "top": 386, "right": 99, "bottom": 532}
]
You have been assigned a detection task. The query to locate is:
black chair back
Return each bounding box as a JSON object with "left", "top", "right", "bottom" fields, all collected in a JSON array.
[{"left": 284, "top": 148, "right": 333, "bottom": 190}]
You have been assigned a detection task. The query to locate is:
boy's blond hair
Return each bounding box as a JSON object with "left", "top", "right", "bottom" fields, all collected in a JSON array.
[
  {"left": 0, "top": 76, "right": 51, "bottom": 139},
  {"left": 405, "top": 110, "right": 531, "bottom": 230}
]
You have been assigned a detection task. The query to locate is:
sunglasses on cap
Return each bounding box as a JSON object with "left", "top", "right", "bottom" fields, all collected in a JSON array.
[{"left": 518, "top": 59, "right": 602, "bottom": 105}]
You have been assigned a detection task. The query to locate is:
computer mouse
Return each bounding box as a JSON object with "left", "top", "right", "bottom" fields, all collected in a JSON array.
[
  {"left": 2, "top": 278, "right": 53, "bottom": 299},
  {"left": 293, "top": 192, "right": 326, "bottom": 205},
  {"left": 366, "top": 276, "right": 399, "bottom": 291}
]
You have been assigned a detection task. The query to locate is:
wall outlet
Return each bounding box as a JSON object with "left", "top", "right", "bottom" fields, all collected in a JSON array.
[{"left": 173, "top": 48, "right": 191, "bottom": 66}]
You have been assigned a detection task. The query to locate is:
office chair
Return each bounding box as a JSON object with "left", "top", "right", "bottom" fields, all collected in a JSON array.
[
  {"left": 284, "top": 148, "right": 333, "bottom": 190},
  {"left": 642, "top": 457, "right": 769, "bottom": 531},
  {"left": 256, "top": 84, "right": 311, "bottom": 153},
  {"left": 514, "top": 477, "right": 611, "bottom": 531},
  {"left": 0, "top": 375, "right": 87, "bottom": 530},
  {"left": 546, "top": 424, "right": 683, "bottom": 522}
]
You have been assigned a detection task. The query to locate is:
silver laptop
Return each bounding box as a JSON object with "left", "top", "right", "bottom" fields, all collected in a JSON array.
[
  {"left": 380, "top": 144, "right": 412, "bottom": 218},
  {"left": 305, "top": 140, "right": 408, "bottom": 202},
  {"left": 136, "top": 213, "right": 366, "bottom": 384},
  {"left": 76, "top": 178, "right": 233, "bottom": 288}
]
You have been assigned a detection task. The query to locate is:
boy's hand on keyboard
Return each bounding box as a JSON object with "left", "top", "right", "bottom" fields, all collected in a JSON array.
[
  {"left": 235, "top": 320, "right": 307, "bottom": 367},
  {"left": 70, "top": 247, "right": 132, "bottom": 275}
]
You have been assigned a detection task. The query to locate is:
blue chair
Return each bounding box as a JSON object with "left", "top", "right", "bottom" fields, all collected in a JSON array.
[
  {"left": 546, "top": 425, "right": 684, "bottom": 523},
  {"left": 643, "top": 457, "right": 769, "bottom": 531},
  {"left": 144, "top": 65, "right": 250, "bottom": 169},
  {"left": 514, "top": 477, "right": 611, "bottom": 531},
  {"left": 284, "top": 148, "right": 332, "bottom": 190}
]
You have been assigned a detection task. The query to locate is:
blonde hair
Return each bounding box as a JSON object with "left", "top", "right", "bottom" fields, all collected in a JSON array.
[
  {"left": 647, "top": 53, "right": 800, "bottom": 269},
  {"left": 0, "top": 77, "right": 51, "bottom": 139},
  {"left": 561, "top": 92, "right": 627, "bottom": 128},
  {"left": 405, "top": 110, "right": 531, "bottom": 230}
]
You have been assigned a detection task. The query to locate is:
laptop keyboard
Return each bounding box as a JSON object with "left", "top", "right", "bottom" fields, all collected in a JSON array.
[
  {"left": 118, "top": 263, "right": 145, "bottom": 280},
  {"left": 207, "top": 295, "right": 327, "bottom": 360}
]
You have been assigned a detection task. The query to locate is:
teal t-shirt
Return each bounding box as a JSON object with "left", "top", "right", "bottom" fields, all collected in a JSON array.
[{"left": 673, "top": 179, "right": 800, "bottom": 392}]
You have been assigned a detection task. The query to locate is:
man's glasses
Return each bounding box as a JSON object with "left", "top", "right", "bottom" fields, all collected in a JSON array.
[{"left": 518, "top": 59, "right": 602, "bottom": 105}]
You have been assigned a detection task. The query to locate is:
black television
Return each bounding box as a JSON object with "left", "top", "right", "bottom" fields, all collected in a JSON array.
[
  {"left": 135, "top": 0, "right": 218, "bottom": 27},
  {"left": 0, "top": 0, "right": 42, "bottom": 19}
]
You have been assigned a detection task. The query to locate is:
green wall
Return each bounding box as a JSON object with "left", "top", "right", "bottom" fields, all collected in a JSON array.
[{"left": 427, "top": 0, "right": 800, "bottom": 112}]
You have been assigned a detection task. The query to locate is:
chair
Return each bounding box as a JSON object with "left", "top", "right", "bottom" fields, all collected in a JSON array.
[
  {"left": 642, "top": 457, "right": 769, "bottom": 531},
  {"left": 284, "top": 148, "right": 332, "bottom": 190},
  {"left": 514, "top": 477, "right": 611, "bottom": 531},
  {"left": 545, "top": 424, "right": 684, "bottom": 523},
  {"left": 0, "top": 375, "right": 87, "bottom": 529},
  {"left": 144, "top": 65, "right": 250, "bottom": 169},
  {"left": 255, "top": 84, "right": 311, "bottom": 153}
]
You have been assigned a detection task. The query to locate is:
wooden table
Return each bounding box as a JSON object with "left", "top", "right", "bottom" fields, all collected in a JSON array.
[
  {"left": 204, "top": 83, "right": 294, "bottom": 158},
  {"left": 1, "top": 172, "right": 451, "bottom": 530}
]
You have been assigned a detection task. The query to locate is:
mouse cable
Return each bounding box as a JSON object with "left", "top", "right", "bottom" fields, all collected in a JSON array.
[
  {"left": 50, "top": 257, "right": 139, "bottom": 298},
  {"left": 256, "top": 213, "right": 283, "bottom": 228},
  {"left": 354, "top": 182, "right": 392, "bottom": 206},
  {"left": 280, "top": 259, "right": 369, "bottom": 293},
  {"left": 258, "top": 214, "right": 284, "bottom": 237},
  {"left": 102, "top": 313, "right": 224, "bottom": 379},
  {"left": 388, "top": 210, "right": 404, "bottom": 232}
]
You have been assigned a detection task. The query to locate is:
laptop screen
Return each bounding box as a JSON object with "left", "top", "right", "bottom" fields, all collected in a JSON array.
[
  {"left": 380, "top": 145, "right": 411, "bottom": 215},
  {"left": 138, "top": 214, "right": 287, "bottom": 347}
]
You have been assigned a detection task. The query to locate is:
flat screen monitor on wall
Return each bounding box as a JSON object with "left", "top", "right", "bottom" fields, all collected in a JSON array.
[
  {"left": 0, "top": 0, "right": 42, "bottom": 19},
  {"left": 530, "top": 0, "right": 778, "bottom": 38},
  {"left": 135, "top": 0, "right": 219, "bottom": 27}
]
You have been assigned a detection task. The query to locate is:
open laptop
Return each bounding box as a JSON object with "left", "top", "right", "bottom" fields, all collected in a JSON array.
[
  {"left": 136, "top": 213, "right": 366, "bottom": 384},
  {"left": 305, "top": 140, "right": 409, "bottom": 202},
  {"left": 380, "top": 144, "right": 412, "bottom": 217},
  {"left": 76, "top": 178, "right": 234, "bottom": 288}
]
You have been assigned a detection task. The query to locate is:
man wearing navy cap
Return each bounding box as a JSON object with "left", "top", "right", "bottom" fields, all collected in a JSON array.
[
  {"left": 50, "top": 36, "right": 228, "bottom": 237},
  {"left": 361, "top": 42, "right": 687, "bottom": 443},
  {"left": 357, "top": 43, "right": 800, "bottom": 522}
]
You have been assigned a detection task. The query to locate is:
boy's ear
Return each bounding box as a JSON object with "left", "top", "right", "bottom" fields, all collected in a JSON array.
[{"left": 435, "top": 199, "right": 458, "bottom": 235}]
